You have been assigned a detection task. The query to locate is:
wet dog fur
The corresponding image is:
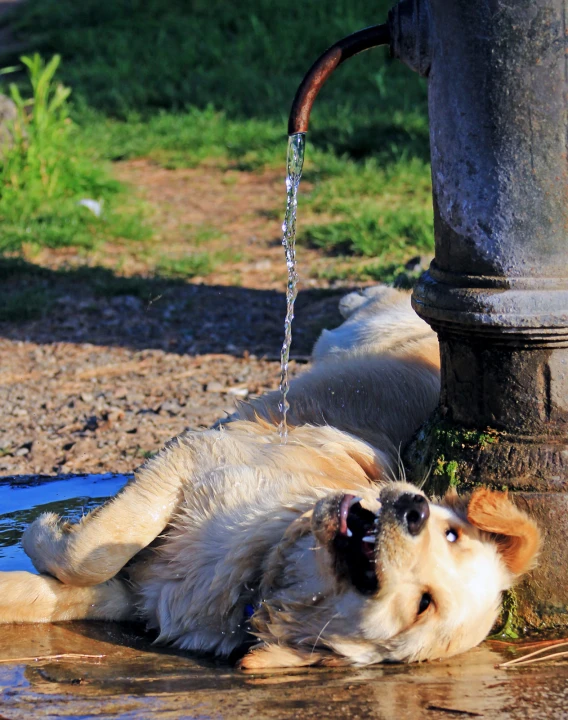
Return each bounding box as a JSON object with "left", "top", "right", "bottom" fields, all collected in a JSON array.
[{"left": 0, "top": 287, "right": 541, "bottom": 668}]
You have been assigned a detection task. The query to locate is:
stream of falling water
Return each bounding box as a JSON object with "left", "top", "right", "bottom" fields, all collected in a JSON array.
[{"left": 278, "top": 132, "right": 305, "bottom": 442}]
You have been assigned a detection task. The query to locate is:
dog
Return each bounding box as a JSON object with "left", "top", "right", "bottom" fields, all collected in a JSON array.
[{"left": 0, "top": 287, "right": 540, "bottom": 669}]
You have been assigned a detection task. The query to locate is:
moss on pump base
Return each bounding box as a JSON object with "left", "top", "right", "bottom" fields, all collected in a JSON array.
[{"left": 404, "top": 410, "right": 501, "bottom": 495}]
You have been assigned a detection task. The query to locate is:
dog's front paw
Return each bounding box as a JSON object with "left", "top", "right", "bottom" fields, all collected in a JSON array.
[
  {"left": 240, "top": 643, "right": 346, "bottom": 669},
  {"left": 239, "top": 643, "right": 321, "bottom": 669},
  {"left": 21, "top": 512, "right": 71, "bottom": 579}
]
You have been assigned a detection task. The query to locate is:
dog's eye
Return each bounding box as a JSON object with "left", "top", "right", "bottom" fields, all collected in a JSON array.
[
  {"left": 446, "top": 528, "right": 459, "bottom": 543},
  {"left": 418, "top": 592, "right": 432, "bottom": 615}
]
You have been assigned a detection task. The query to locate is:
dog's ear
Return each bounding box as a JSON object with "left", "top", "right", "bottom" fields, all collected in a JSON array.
[
  {"left": 466, "top": 488, "right": 541, "bottom": 577},
  {"left": 343, "top": 446, "right": 386, "bottom": 483}
]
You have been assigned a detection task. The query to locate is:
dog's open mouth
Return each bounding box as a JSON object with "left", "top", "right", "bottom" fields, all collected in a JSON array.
[{"left": 333, "top": 494, "right": 380, "bottom": 595}]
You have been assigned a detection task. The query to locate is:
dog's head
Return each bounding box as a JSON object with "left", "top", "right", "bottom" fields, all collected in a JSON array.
[{"left": 242, "top": 484, "right": 540, "bottom": 669}]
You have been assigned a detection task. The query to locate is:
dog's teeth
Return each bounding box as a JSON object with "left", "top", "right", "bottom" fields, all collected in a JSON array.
[
  {"left": 362, "top": 535, "right": 376, "bottom": 544},
  {"left": 346, "top": 528, "right": 353, "bottom": 538}
]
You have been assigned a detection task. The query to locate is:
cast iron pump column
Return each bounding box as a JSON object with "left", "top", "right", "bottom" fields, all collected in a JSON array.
[
  {"left": 390, "top": 0, "right": 568, "bottom": 626},
  {"left": 288, "top": 0, "right": 568, "bottom": 626}
]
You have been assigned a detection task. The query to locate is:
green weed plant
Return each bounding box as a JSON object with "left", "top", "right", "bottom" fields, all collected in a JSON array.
[{"left": 0, "top": 54, "right": 148, "bottom": 253}]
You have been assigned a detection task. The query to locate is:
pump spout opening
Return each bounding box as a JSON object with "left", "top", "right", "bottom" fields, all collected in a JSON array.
[{"left": 288, "top": 23, "right": 391, "bottom": 136}]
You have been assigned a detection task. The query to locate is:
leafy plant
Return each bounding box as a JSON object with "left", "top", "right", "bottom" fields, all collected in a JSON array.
[{"left": 0, "top": 54, "right": 148, "bottom": 252}]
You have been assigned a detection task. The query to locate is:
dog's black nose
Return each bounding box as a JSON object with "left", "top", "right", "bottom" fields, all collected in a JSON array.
[{"left": 394, "top": 493, "right": 430, "bottom": 536}]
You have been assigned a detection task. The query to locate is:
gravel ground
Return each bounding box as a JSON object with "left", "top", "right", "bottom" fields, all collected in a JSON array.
[
  {"left": 0, "top": 158, "right": 364, "bottom": 476},
  {"left": 0, "top": 282, "right": 346, "bottom": 475},
  {"left": 0, "top": 340, "right": 297, "bottom": 475}
]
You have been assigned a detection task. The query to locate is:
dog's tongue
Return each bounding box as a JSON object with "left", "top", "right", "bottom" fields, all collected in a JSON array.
[{"left": 339, "top": 494, "right": 358, "bottom": 536}]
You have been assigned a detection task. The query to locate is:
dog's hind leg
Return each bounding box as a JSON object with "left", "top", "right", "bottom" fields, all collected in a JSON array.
[
  {"left": 22, "top": 435, "right": 198, "bottom": 587},
  {"left": 0, "top": 571, "right": 135, "bottom": 624}
]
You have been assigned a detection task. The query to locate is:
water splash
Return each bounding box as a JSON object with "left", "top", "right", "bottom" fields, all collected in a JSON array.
[{"left": 278, "top": 132, "right": 305, "bottom": 442}]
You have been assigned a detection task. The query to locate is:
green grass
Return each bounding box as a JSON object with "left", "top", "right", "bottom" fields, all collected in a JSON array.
[
  {"left": 0, "top": 0, "right": 434, "bottom": 277},
  {"left": 156, "top": 254, "right": 214, "bottom": 279},
  {"left": 302, "top": 206, "right": 433, "bottom": 257},
  {"left": 311, "top": 260, "right": 424, "bottom": 287},
  {"left": 0, "top": 54, "right": 150, "bottom": 253},
  {"left": 77, "top": 106, "right": 288, "bottom": 169},
  {"left": 298, "top": 154, "right": 432, "bottom": 260},
  {"left": 156, "top": 246, "right": 245, "bottom": 279},
  {"left": 4, "top": 0, "right": 427, "bottom": 121},
  {"left": 3, "top": 0, "right": 429, "bottom": 161}
]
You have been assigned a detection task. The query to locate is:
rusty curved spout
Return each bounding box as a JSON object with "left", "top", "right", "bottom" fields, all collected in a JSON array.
[{"left": 288, "top": 24, "right": 391, "bottom": 136}]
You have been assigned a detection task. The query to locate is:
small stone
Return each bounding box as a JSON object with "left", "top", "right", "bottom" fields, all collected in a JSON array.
[
  {"left": 110, "top": 295, "right": 142, "bottom": 312},
  {"left": 160, "top": 400, "right": 181, "bottom": 416},
  {"left": 107, "top": 408, "right": 124, "bottom": 423},
  {"left": 84, "top": 416, "right": 98, "bottom": 432},
  {"left": 81, "top": 392, "right": 94, "bottom": 403},
  {"left": 254, "top": 260, "right": 272, "bottom": 271},
  {"left": 206, "top": 381, "right": 225, "bottom": 393},
  {"left": 227, "top": 386, "right": 249, "bottom": 398}
]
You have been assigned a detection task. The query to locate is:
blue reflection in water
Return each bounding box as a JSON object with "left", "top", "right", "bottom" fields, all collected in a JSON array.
[{"left": 0, "top": 474, "right": 129, "bottom": 572}]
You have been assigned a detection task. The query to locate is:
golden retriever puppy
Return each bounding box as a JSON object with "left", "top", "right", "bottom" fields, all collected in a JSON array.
[{"left": 0, "top": 288, "right": 540, "bottom": 669}]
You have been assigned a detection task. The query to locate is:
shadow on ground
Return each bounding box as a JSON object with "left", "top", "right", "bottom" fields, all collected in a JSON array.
[{"left": 0, "top": 258, "right": 349, "bottom": 356}]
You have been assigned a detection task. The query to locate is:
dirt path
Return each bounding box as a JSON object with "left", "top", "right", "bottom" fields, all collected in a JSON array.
[{"left": 0, "top": 160, "right": 362, "bottom": 475}]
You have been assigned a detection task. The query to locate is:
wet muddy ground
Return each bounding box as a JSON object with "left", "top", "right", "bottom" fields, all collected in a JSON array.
[
  {"left": 1, "top": 622, "right": 566, "bottom": 719},
  {"left": 1, "top": 474, "right": 567, "bottom": 719}
]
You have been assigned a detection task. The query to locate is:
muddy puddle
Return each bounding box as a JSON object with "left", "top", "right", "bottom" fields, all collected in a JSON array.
[{"left": 0, "top": 474, "right": 566, "bottom": 719}]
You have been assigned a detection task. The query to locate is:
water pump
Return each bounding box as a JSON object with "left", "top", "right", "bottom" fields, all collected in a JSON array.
[{"left": 290, "top": 0, "right": 568, "bottom": 629}]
